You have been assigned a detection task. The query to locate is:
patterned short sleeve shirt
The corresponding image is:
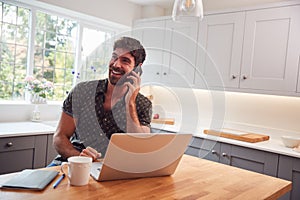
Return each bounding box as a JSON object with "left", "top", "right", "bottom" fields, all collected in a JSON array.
[{"left": 63, "top": 79, "right": 152, "bottom": 156}]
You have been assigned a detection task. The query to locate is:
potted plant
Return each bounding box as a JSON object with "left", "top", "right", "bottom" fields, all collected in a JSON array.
[{"left": 24, "top": 76, "right": 54, "bottom": 104}]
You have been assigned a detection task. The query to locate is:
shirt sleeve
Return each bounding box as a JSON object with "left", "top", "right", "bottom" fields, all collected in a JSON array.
[
  {"left": 62, "top": 82, "right": 83, "bottom": 118},
  {"left": 62, "top": 88, "right": 74, "bottom": 117}
]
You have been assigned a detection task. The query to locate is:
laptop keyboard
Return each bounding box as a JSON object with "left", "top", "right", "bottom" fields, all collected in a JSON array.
[{"left": 90, "top": 162, "right": 103, "bottom": 179}]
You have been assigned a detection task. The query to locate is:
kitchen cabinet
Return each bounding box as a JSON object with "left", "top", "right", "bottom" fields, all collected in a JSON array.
[
  {"left": 278, "top": 155, "right": 300, "bottom": 200},
  {"left": 0, "top": 135, "right": 48, "bottom": 174},
  {"left": 132, "top": 19, "right": 166, "bottom": 85},
  {"left": 240, "top": 5, "right": 300, "bottom": 92},
  {"left": 196, "top": 12, "right": 245, "bottom": 89},
  {"left": 132, "top": 17, "right": 199, "bottom": 88},
  {"left": 163, "top": 19, "right": 199, "bottom": 87},
  {"left": 134, "top": 2, "right": 300, "bottom": 96},
  {"left": 46, "top": 133, "right": 57, "bottom": 165},
  {"left": 196, "top": 5, "right": 300, "bottom": 93},
  {"left": 185, "top": 136, "right": 278, "bottom": 176}
]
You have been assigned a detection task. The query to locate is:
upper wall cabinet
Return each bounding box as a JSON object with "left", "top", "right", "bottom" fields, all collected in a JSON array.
[
  {"left": 240, "top": 5, "right": 300, "bottom": 92},
  {"left": 163, "top": 19, "right": 199, "bottom": 87},
  {"left": 195, "top": 12, "right": 245, "bottom": 89},
  {"left": 132, "top": 19, "right": 166, "bottom": 86},
  {"left": 196, "top": 4, "right": 300, "bottom": 94},
  {"left": 132, "top": 18, "right": 199, "bottom": 88},
  {"left": 133, "top": 2, "right": 300, "bottom": 96}
]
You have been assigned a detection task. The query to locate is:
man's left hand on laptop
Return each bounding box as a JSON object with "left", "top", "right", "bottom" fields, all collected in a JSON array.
[{"left": 80, "top": 147, "right": 102, "bottom": 162}]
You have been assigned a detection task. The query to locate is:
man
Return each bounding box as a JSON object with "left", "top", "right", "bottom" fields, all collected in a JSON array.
[{"left": 50, "top": 37, "right": 152, "bottom": 165}]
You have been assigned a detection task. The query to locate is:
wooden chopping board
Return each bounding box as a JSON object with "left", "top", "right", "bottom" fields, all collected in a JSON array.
[
  {"left": 203, "top": 129, "right": 270, "bottom": 143},
  {"left": 151, "top": 118, "right": 175, "bottom": 125}
]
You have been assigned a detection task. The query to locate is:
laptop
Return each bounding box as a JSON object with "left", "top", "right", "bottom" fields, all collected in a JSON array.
[{"left": 90, "top": 133, "right": 192, "bottom": 181}]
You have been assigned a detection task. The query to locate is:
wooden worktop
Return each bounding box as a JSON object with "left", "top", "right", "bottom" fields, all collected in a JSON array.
[{"left": 0, "top": 155, "right": 291, "bottom": 200}]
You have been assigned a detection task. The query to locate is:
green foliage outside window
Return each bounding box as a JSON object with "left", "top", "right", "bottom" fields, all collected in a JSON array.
[{"left": 0, "top": 1, "right": 116, "bottom": 101}]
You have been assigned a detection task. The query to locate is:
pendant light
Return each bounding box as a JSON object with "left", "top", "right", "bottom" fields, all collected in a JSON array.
[{"left": 172, "top": 0, "right": 204, "bottom": 21}]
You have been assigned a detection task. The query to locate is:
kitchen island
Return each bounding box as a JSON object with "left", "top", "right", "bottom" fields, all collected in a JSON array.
[{"left": 0, "top": 154, "right": 291, "bottom": 200}]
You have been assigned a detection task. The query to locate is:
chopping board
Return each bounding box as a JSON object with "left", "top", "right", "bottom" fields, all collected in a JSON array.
[
  {"left": 203, "top": 129, "right": 270, "bottom": 143},
  {"left": 151, "top": 118, "right": 175, "bottom": 125}
]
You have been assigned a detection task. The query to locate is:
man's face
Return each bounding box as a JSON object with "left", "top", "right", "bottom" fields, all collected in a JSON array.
[{"left": 108, "top": 48, "right": 135, "bottom": 85}]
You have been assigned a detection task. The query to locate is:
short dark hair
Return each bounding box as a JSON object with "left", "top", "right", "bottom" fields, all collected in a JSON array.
[{"left": 113, "top": 37, "right": 146, "bottom": 66}]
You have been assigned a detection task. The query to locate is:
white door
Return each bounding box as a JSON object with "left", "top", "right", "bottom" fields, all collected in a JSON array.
[
  {"left": 240, "top": 5, "right": 300, "bottom": 92},
  {"left": 163, "top": 18, "right": 199, "bottom": 88},
  {"left": 132, "top": 19, "right": 166, "bottom": 86},
  {"left": 195, "top": 12, "right": 245, "bottom": 90}
]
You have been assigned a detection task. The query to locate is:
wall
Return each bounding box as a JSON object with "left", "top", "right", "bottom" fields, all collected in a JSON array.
[
  {"left": 36, "top": 0, "right": 142, "bottom": 27},
  {"left": 0, "top": 102, "right": 62, "bottom": 122},
  {"left": 148, "top": 86, "right": 300, "bottom": 134}
]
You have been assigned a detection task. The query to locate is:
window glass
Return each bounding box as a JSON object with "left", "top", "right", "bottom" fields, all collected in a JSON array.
[
  {"left": 0, "top": 2, "right": 29, "bottom": 100},
  {"left": 79, "top": 27, "right": 113, "bottom": 82},
  {"left": 0, "top": 1, "right": 118, "bottom": 101}
]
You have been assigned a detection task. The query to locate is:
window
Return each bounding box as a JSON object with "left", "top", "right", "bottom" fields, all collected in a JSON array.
[
  {"left": 0, "top": 2, "right": 29, "bottom": 100},
  {"left": 0, "top": 1, "right": 119, "bottom": 101},
  {"left": 34, "top": 11, "right": 77, "bottom": 100},
  {"left": 80, "top": 27, "right": 113, "bottom": 81}
]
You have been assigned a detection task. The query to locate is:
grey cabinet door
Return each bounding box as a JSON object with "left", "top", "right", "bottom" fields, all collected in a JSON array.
[
  {"left": 221, "top": 144, "right": 279, "bottom": 176},
  {"left": 46, "top": 134, "right": 57, "bottom": 165},
  {"left": 278, "top": 155, "right": 300, "bottom": 200},
  {"left": 0, "top": 135, "right": 47, "bottom": 174},
  {"left": 186, "top": 137, "right": 279, "bottom": 177},
  {"left": 185, "top": 137, "right": 220, "bottom": 162}
]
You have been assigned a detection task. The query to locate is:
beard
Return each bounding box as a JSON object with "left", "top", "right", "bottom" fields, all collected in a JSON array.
[{"left": 108, "top": 65, "right": 126, "bottom": 86}]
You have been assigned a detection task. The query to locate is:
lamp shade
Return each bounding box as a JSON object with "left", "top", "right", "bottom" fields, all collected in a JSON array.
[{"left": 172, "top": 0, "right": 203, "bottom": 21}]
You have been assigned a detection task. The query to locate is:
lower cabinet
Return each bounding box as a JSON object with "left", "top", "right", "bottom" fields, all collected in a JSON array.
[
  {"left": 185, "top": 136, "right": 300, "bottom": 199},
  {"left": 277, "top": 155, "right": 300, "bottom": 200},
  {"left": 185, "top": 137, "right": 278, "bottom": 176},
  {"left": 46, "top": 134, "right": 57, "bottom": 165},
  {"left": 0, "top": 134, "right": 55, "bottom": 175}
]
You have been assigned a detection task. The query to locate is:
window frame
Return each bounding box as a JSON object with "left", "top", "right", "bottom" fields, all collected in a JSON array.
[{"left": 0, "top": 0, "right": 129, "bottom": 103}]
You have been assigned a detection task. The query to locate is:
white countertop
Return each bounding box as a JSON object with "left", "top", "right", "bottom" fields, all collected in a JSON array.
[
  {"left": 1, "top": 121, "right": 300, "bottom": 159},
  {"left": 0, "top": 121, "right": 57, "bottom": 137},
  {"left": 194, "top": 129, "right": 300, "bottom": 159}
]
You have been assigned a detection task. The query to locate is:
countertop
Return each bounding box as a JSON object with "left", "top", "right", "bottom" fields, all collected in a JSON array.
[
  {"left": 1, "top": 121, "right": 300, "bottom": 159},
  {"left": 0, "top": 121, "right": 57, "bottom": 137}
]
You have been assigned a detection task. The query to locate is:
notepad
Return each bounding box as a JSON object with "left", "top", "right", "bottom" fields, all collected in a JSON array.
[{"left": 0, "top": 169, "right": 58, "bottom": 190}]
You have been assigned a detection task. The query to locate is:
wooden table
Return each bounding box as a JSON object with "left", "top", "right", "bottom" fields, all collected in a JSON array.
[{"left": 0, "top": 155, "right": 291, "bottom": 200}]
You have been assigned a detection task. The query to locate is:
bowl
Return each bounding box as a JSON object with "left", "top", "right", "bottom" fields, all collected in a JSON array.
[{"left": 281, "top": 136, "right": 300, "bottom": 148}]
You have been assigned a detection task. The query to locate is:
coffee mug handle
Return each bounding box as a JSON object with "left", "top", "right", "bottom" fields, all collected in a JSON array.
[{"left": 61, "top": 162, "right": 69, "bottom": 179}]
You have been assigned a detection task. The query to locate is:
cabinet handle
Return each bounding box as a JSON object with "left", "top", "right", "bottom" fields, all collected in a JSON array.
[
  {"left": 221, "top": 152, "right": 227, "bottom": 157},
  {"left": 156, "top": 72, "right": 160, "bottom": 75},
  {"left": 242, "top": 75, "right": 247, "bottom": 80},
  {"left": 163, "top": 72, "right": 167, "bottom": 75},
  {"left": 6, "top": 142, "right": 13, "bottom": 147},
  {"left": 232, "top": 75, "right": 237, "bottom": 79},
  {"left": 211, "top": 150, "right": 217, "bottom": 154}
]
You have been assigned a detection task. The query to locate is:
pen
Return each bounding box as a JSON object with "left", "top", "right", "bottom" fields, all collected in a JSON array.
[{"left": 53, "top": 174, "right": 65, "bottom": 189}]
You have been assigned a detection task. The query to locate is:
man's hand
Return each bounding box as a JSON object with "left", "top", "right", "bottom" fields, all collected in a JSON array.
[
  {"left": 124, "top": 70, "right": 141, "bottom": 103},
  {"left": 80, "top": 146, "right": 102, "bottom": 162}
]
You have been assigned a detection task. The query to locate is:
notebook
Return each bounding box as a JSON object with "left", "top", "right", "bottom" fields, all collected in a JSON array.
[
  {"left": 90, "top": 133, "right": 192, "bottom": 181},
  {"left": 0, "top": 169, "right": 58, "bottom": 190}
]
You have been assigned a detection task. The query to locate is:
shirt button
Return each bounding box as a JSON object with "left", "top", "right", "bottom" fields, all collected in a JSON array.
[{"left": 104, "top": 118, "right": 107, "bottom": 122}]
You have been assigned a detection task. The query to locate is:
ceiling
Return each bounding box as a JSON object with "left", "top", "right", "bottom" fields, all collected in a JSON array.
[{"left": 128, "top": 0, "right": 174, "bottom": 8}]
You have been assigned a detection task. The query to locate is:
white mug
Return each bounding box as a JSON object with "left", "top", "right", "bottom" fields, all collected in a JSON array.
[{"left": 61, "top": 156, "right": 92, "bottom": 186}]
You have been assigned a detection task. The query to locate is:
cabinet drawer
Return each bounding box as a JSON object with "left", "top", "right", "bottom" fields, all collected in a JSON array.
[{"left": 0, "top": 136, "right": 35, "bottom": 152}]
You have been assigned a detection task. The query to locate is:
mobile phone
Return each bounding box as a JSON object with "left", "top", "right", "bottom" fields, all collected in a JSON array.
[{"left": 117, "top": 65, "right": 143, "bottom": 85}]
